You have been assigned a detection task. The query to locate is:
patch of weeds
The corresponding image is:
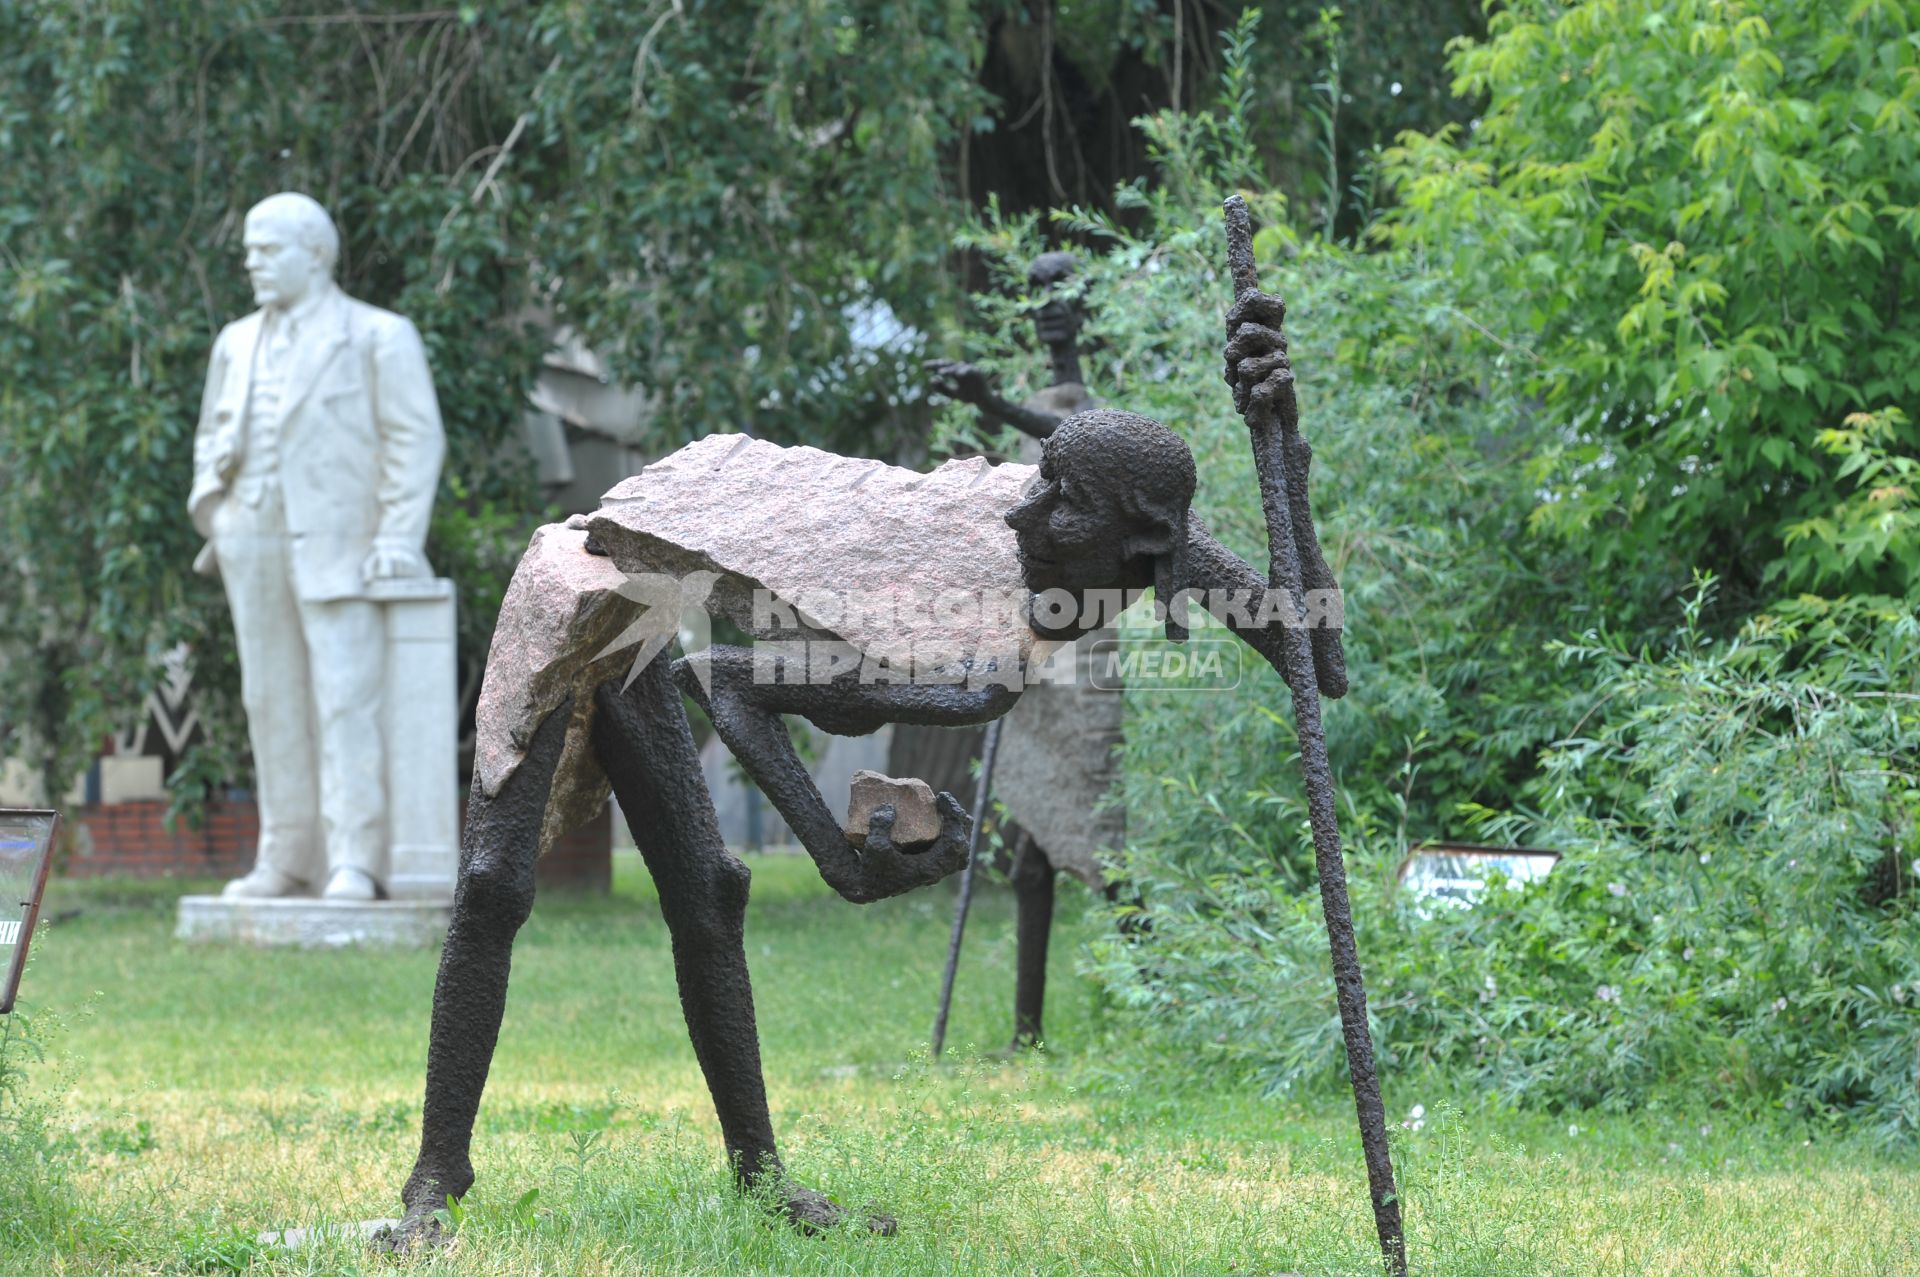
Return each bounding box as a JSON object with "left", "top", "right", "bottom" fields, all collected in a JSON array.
[
  {"left": 1395, "top": 1104, "right": 1559, "bottom": 1276},
  {"left": 561, "top": 1129, "right": 606, "bottom": 1187},
  {"left": 0, "top": 1005, "right": 85, "bottom": 1252},
  {"left": 174, "top": 1221, "right": 263, "bottom": 1274},
  {"left": 434, "top": 1186, "right": 544, "bottom": 1239},
  {"left": 97, "top": 1116, "right": 158, "bottom": 1157}
]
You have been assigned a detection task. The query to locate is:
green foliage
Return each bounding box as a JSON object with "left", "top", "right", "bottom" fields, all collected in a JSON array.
[
  {"left": 0, "top": 0, "right": 1012, "bottom": 810},
  {"left": 1382, "top": 0, "right": 1920, "bottom": 604},
  {"left": 1226, "top": 0, "right": 1492, "bottom": 238},
  {"left": 1784, "top": 405, "right": 1920, "bottom": 585},
  {"left": 510, "top": 2, "right": 989, "bottom": 454},
  {"left": 945, "top": 22, "right": 1920, "bottom": 1140},
  {"left": 1101, "top": 581, "right": 1920, "bottom": 1140},
  {"left": 0, "top": 1007, "right": 82, "bottom": 1253},
  {"left": 174, "top": 1222, "right": 263, "bottom": 1274},
  {"left": 942, "top": 21, "right": 1578, "bottom": 868},
  {"left": 0, "top": 0, "right": 1488, "bottom": 814}
]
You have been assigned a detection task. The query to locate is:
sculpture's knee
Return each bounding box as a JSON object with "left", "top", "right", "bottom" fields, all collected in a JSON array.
[
  {"left": 460, "top": 847, "right": 535, "bottom": 932},
  {"left": 453, "top": 694, "right": 569, "bottom": 934},
  {"left": 662, "top": 852, "right": 750, "bottom": 946},
  {"left": 712, "top": 853, "right": 751, "bottom": 918}
]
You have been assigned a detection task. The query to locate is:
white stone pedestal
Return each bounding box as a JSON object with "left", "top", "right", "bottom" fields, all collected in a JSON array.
[
  {"left": 176, "top": 896, "right": 449, "bottom": 948},
  {"left": 367, "top": 576, "right": 460, "bottom": 901}
]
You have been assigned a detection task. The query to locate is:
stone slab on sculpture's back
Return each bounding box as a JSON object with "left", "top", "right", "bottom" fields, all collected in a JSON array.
[
  {"left": 471, "top": 523, "right": 642, "bottom": 847},
  {"left": 588, "top": 435, "right": 1041, "bottom": 679}
]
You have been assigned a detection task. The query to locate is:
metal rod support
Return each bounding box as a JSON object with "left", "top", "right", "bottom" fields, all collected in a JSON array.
[{"left": 930, "top": 719, "right": 1002, "bottom": 1059}]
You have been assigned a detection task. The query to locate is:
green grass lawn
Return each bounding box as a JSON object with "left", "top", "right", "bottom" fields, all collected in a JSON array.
[{"left": 3, "top": 852, "right": 1915, "bottom": 1276}]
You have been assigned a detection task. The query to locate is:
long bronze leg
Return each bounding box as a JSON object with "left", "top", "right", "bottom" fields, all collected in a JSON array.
[{"left": 387, "top": 697, "right": 573, "bottom": 1249}]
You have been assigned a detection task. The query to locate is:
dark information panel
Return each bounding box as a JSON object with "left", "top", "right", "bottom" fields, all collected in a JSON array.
[{"left": 0, "top": 809, "right": 58, "bottom": 1015}]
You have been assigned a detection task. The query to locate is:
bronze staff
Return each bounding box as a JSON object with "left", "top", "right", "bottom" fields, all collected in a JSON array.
[{"left": 1222, "top": 194, "right": 1405, "bottom": 1276}]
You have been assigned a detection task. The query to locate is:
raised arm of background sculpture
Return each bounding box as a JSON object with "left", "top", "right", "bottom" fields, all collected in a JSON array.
[
  {"left": 382, "top": 305, "right": 1347, "bottom": 1252},
  {"left": 926, "top": 251, "right": 1088, "bottom": 443}
]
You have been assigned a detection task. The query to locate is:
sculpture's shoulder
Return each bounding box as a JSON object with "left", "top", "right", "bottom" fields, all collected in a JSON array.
[
  {"left": 209, "top": 310, "right": 260, "bottom": 359},
  {"left": 340, "top": 294, "right": 422, "bottom": 345}
]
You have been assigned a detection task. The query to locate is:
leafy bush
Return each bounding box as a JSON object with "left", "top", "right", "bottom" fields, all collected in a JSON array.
[
  {"left": 940, "top": 20, "right": 1920, "bottom": 1140},
  {"left": 935, "top": 15, "right": 1580, "bottom": 850},
  {"left": 0, "top": 1, "right": 1495, "bottom": 812},
  {"left": 1100, "top": 582, "right": 1920, "bottom": 1141},
  {"left": 1382, "top": 0, "right": 1920, "bottom": 605},
  {"left": 0, "top": 2, "right": 550, "bottom": 815}
]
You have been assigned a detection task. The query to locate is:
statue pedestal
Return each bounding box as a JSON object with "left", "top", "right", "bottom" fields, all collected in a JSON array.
[
  {"left": 366, "top": 577, "right": 459, "bottom": 901},
  {"left": 175, "top": 896, "right": 449, "bottom": 948}
]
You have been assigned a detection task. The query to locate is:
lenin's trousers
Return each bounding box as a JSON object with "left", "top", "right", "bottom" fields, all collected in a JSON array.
[{"left": 211, "top": 484, "right": 385, "bottom": 885}]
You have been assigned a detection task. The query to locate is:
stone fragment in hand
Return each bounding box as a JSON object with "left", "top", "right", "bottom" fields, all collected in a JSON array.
[{"left": 845, "top": 770, "right": 941, "bottom": 849}]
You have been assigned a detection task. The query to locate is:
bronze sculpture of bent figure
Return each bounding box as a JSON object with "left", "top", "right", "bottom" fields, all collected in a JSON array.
[
  {"left": 926, "top": 250, "right": 1125, "bottom": 1052},
  {"left": 384, "top": 290, "right": 1338, "bottom": 1247}
]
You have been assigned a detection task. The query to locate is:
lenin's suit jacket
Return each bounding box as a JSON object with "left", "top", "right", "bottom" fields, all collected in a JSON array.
[{"left": 188, "top": 286, "right": 446, "bottom": 601}]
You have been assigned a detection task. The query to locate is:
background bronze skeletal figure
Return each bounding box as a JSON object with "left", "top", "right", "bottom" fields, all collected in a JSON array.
[{"left": 923, "top": 252, "right": 1126, "bottom": 1051}]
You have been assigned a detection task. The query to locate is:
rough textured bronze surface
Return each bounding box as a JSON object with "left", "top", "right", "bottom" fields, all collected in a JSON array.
[
  {"left": 384, "top": 696, "right": 575, "bottom": 1255},
  {"left": 397, "top": 404, "right": 1373, "bottom": 1244},
  {"left": 1222, "top": 194, "right": 1399, "bottom": 1276}
]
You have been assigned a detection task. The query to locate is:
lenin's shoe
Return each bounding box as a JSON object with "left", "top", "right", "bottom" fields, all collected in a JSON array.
[
  {"left": 221, "top": 864, "right": 310, "bottom": 899},
  {"left": 322, "top": 866, "right": 379, "bottom": 901}
]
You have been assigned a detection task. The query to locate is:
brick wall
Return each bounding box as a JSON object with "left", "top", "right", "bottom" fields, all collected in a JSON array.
[
  {"left": 66, "top": 799, "right": 256, "bottom": 879},
  {"left": 64, "top": 797, "right": 612, "bottom": 893}
]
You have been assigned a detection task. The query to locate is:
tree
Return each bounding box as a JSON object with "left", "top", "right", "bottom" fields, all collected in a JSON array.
[
  {"left": 0, "top": 3, "right": 547, "bottom": 809},
  {"left": 1382, "top": 0, "right": 1920, "bottom": 611},
  {"left": 0, "top": 0, "right": 1486, "bottom": 818}
]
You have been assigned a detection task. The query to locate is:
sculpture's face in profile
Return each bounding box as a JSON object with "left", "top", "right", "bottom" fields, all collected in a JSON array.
[
  {"left": 1005, "top": 442, "right": 1129, "bottom": 598},
  {"left": 1027, "top": 251, "right": 1081, "bottom": 354},
  {"left": 1004, "top": 410, "right": 1197, "bottom": 625},
  {"left": 243, "top": 213, "right": 323, "bottom": 310}
]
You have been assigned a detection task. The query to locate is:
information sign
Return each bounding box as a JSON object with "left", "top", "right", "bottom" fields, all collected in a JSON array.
[{"left": 0, "top": 809, "right": 59, "bottom": 1015}]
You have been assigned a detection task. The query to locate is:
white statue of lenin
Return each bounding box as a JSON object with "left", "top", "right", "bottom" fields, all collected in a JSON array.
[{"left": 187, "top": 192, "right": 446, "bottom": 901}]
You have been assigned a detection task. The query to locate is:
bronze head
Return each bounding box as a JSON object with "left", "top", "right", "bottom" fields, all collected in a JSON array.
[
  {"left": 1027, "top": 251, "right": 1083, "bottom": 385},
  {"left": 1004, "top": 409, "right": 1195, "bottom": 639}
]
